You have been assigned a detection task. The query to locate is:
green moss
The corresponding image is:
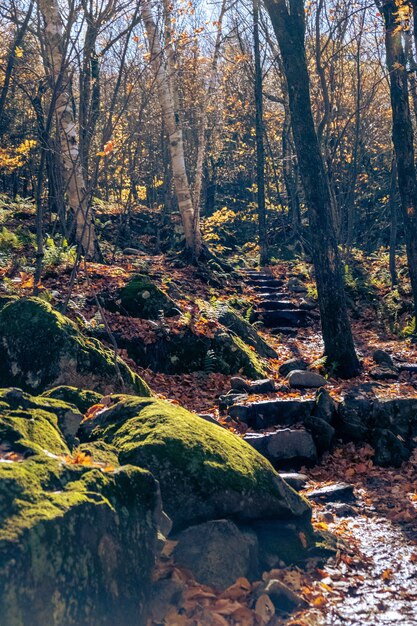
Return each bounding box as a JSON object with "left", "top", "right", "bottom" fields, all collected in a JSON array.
[
  {"left": 41, "top": 386, "right": 102, "bottom": 414},
  {"left": 0, "top": 298, "right": 151, "bottom": 396},
  {"left": 0, "top": 388, "right": 160, "bottom": 625},
  {"left": 214, "top": 332, "right": 266, "bottom": 378},
  {"left": 77, "top": 441, "right": 119, "bottom": 467},
  {"left": 218, "top": 308, "right": 277, "bottom": 359},
  {"left": 81, "top": 395, "right": 310, "bottom": 529},
  {"left": 119, "top": 274, "right": 177, "bottom": 319},
  {"left": 0, "top": 459, "right": 159, "bottom": 626}
]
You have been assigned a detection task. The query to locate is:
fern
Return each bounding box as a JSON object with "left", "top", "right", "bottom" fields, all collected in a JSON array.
[{"left": 203, "top": 349, "right": 217, "bottom": 373}]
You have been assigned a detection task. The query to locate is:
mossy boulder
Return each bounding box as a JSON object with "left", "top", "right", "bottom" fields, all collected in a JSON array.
[
  {"left": 218, "top": 308, "right": 278, "bottom": 359},
  {"left": 79, "top": 395, "right": 311, "bottom": 529},
  {"left": 0, "top": 389, "right": 161, "bottom": 626},
  {"left": 0, "top": 298, "right": 151, "bottom": 396},
  {"left": 118, "top": 274, "right": 178, "bottom": 319},
  {"left": 41, "top": 385, "right": 102, "bottom": 414},
  {"left": 111, "top": 327, "right": 266, "bottom": 378}
]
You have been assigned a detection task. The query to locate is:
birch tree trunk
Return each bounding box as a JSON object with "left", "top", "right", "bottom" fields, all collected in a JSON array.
[
  {"left": 38, "top": 0, "right": 98, "bottom": 258},
  {"left": 192, "top": 0, "right": 227, "bottom": 235},
  {"left": 142, "top": 0, "right": 201, "bottom": 257}
]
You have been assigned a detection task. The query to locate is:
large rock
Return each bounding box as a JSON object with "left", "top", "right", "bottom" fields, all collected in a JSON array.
[
  {"left": 288, "top": 370, "right": 328, "bottom": 389},
  {"left": 118, "top": 274, "right": 178, "bottom": 319},
  {"left": 41, "top": 385, "right": 102, "bottom": 414},
  {"left": 337, "top": 387, "right": 375, "bottom": 441},
  {"left": 79, "top": 395, "right": 311, "bottom": 529},
  {"left": 229, "top": 398, "right": 315, "bottom": 429},
  {"left": 371, "top": 429, "right": 410, "bottom": 468},
  {"left": 217, "top": 308, "right": 278, "bottom": 359},
  {"left": 0, "top": 298, "right": 150, "bottom": 396},
  {"left": 372, "top": 398, "right": 417, "bottom": 439},
  {"left": 244, "top": 429, "right": 318, "bottom": 469},
  {"left": 0, "top": 390, "right": 161, "bottom": 626},
  {"left": 110, "top": 326, "right": 266, "bottom": 378},
  {"left": 172, "top": 520, "right": 258, "bottom": 591}
]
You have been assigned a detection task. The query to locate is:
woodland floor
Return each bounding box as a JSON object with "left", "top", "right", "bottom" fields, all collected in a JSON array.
[{"left": 2, "top": 238, "right": 417, "bottom": 624}]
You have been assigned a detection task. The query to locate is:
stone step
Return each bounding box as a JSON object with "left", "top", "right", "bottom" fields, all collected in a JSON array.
[
  {"left": 244, "top": 429, "right": 317, "bottom": 470},
  {"left": 254, "top": 292, "right": 287, "bottom": 301},
  {"left": 260, "top": 309, "right": 310, "bottom": 328},
  {"left": 270, "top": 327, "right": 298, "bottom": 337},
  {"left": 257, "top": 300, "right": 297, "bottom": 311},
  {"left": 252, "top": 285, "right": 284, "bottom": 294},
  {"left": 228, "top": 398, "right": 315, "bottom": 429},
  {"left": 247, "top": 278, "right": 284, "bottom": 288}
]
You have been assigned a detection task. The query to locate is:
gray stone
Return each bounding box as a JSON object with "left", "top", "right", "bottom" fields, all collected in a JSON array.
[
  {"left": 230, "top": 376, "right": 249, "bottom": 392},
  {"left": 313, "top": 388, "right": 337, "bottom": 424},
  {"left": 279, "top": 358, "right": 309, "bottom": 377},
  {"left": 261, "top": 309, "right": 309, "bottom": 328},
  {"left": 229, "top": 398, "right": 315, "bottom": 429},
  {"left": 307, "top": 483, "right": 355, "bottom": 503},
  {"left": 173, "top": 520, "right": 258, "bottom": 591},
  {"left": 369, "top": 365, "right": 399, "bottom": 381},
  {"left": 372, "top": 398, "right": 417, "bottom": 438},
  {"left": 262, "top": 579, "right": 307, "bottom": 613},
  {"left": 197, "top": 413, "right": 221, "bottom": 426},
  {"left": 372, "top": 349, "right": 394, "bottom": 367},
  {"left": 304, "top": 415, "right": 335, "bottom": 454},
  {"left": 371, "top": 428, "right": 410, "bottom": 467},
  {"left": 399, "top": 363, "right": 417, "bottom": 373},
  {"left": 271, "top": 327, "right": 298, "bottom": 337},
  {"left": 244, "top": 429, "right": 317, "bottom": 469},
  {"left": 337, "top": 387, "right": 375, "bottom": 441},
  {"left": 248, "top": 379, "right": 276, "bottom": 394},
  {"left": 218, "top": 392, "right": 248, "bottom": 411},
  {"left": 278, "top": 473, "right": 308, "bottom": 491},
  {"left": 288, "top": 370, "right": 328, "bottom": 389}
]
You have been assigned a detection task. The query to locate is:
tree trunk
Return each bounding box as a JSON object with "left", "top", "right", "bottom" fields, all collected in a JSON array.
[
  {"left": 253, "top": 0, "right": 269, "bottom": 266},
  {"left": 38, "top": 0, "right": 98, "bottom": 258},
  {"left": 264, "top": 0, "right": 360, "bottom": 378},
  {"left": 141, "top": 0, "right": 201, "bottom": 258},
  {"left": 382, "top": 0, "right": 417, "bottom": 323},
  {"left": 389, "top": 154, "right": 398, "bottom": 287}
]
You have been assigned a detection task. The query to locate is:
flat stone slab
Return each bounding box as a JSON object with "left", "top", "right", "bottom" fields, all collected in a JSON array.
[
  {"left": 229, "top": 398, "right": 315, "bottom": 428},
  {"left": 260, "top": 309, "right": 310, "bottom": 328},
  {"left": 288, "top": 370, "right": 328, "bottom": 388},
  {"left": 306, "top": 483, "right": 355, "bottom": 503},
  {"left": 278, "top": 473, "right": 309, "bottom": 491},
  {"left": 399, "top": 363, "right": 417, "bottom": 373},
  {"left": 244, "top": 429, "right": 317, "bottom": 469},
  {"left": 258, "top": 301, "right": 297, "bottom": 311}
]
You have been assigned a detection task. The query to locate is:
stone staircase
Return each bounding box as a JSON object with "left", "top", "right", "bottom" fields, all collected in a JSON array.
[{"left": 240, "top": 268, "right": 316, "bottom": 333}]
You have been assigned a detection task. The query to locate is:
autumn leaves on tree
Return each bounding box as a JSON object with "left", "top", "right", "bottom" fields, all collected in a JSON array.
[{"left": 3, "top": 0, "right": 417, "bottom": 376}]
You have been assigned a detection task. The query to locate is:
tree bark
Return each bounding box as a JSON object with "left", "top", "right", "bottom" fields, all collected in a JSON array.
[
  {"left": 264, "top": 0, "right": 360, "bottom": 378},
  {"left": 253, "top": 0, "right": 269, "bottom": 266},
  {"left": 38, "top": 0, "right": 98, "bottom": 258},
  {"left": 381, "top": 0, "right": 417, "bottom": 323},
  {"left": 141, "top": 0, "right": 201, "bottom": 258}
]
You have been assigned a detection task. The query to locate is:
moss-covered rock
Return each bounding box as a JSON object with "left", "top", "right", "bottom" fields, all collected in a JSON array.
[
  {"left": 112, "top": 327, "right": 266, "bottom": 378},
  {"left": 218, "top": 308, "right": 278, "bottom": 359},
  {"left": 0, "top": 389, "right": 161, "bottom": 626},
  {"left": 0, "top": 298, "right": 151, "bottom": 396},
  {"left": 41, "top": 385, "right": 102, "bottom": 414},
  {"left": 118, "top": 274, "right": 178, "bottom": 319},
  {"left": 80, "top": 395, "right": 311, "bottom": 529}
]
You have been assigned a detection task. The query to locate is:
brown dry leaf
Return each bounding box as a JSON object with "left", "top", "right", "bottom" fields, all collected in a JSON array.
[
  {"left": 83, "top": 403, "right": 106, "bottom": 421},
  {"left": 299, "top": 531, "right": 308, "bottom": 548},
  {"left": 254, "top": 594, "right": 275, "bottom": 625},
  {"left": 381, "top": 568, "right": 393, "bottom": 580},
  {"left": 212, "top": 599, "right": 245, "bottom": 615},
  {"left": 232, "top": 606, "right": 255, "bottom": 626},
  {"left": 220, "top": 577, "right": 251, "bottom": 601}
]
